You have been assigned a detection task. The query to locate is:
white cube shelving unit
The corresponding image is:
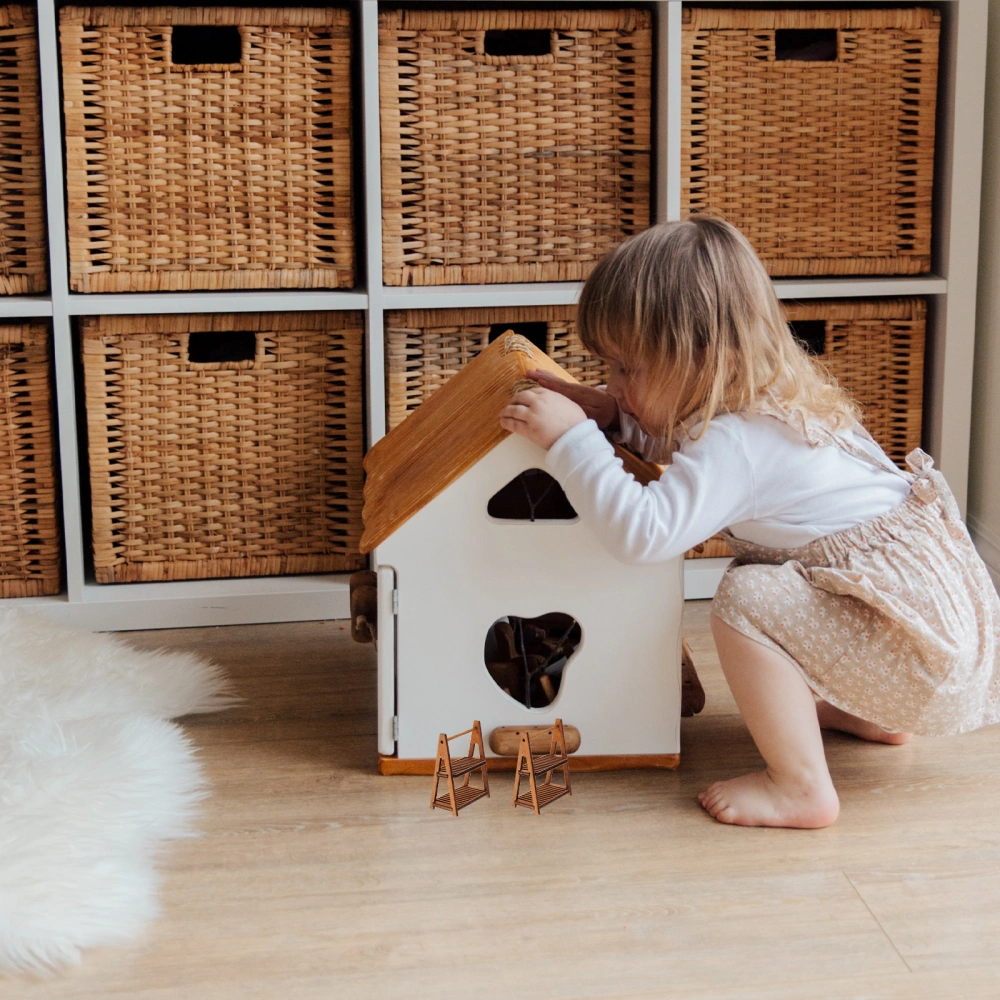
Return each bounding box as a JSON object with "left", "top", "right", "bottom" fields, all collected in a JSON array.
[{"left": 4, "top": 0, "right": 987, "bottom": 628}]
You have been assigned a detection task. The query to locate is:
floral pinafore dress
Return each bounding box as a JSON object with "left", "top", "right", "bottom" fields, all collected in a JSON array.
[{"left": 711, "top": 415, "right": 1000, "bottom": 736}]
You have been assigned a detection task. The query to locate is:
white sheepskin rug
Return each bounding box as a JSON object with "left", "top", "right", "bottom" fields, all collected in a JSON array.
[{"left": 0, "top": 608, "right": 237, "bottom": 975}]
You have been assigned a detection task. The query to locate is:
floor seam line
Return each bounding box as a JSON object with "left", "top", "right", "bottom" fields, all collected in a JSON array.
[{"left": 844, "top": 871, "right": 914, "bottom": 974}]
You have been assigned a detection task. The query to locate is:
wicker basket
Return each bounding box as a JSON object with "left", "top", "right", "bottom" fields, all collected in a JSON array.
[
  {"left": 379, "top": 8, "right": 652, "bottom": 286},
  {"left": 0, "top": 7, "right": 47, "bottom": 294},
  {"left": 61, "top": 7, "right": 354, "bottom": 293},
  {"left": 689, "top": 297, "right": 927, "bottom": 559},
  {"left": 682, "top": 7, "right": 939, "bottom": 276},
  {"left": 386, "top": 307, "right": 607, "bottom": 430},
  {"left": 0, "top": 323, "right": 60, "bottom": 596},
  {"left": 82, "top": 312, "right": 366, "bottom": 583}
]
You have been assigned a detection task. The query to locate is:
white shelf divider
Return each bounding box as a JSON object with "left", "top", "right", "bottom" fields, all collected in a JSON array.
[
  {"left": 362, "top": 0, "right": 387, "bottom": 449},
  {"left": 381, "top": 281, "right": 586, "bottom": 311},
  {"left": 0, "top": 297, "right": 53, "bottom": 317},
  {"left": 772, "top": 276, "right": 948, "bottom": 299},
  {"left": 922, "top": 0, "right": 989, "bottom": 514},
  {"left": 661, "top": 1, "right": 683, "bottom": 223},
  {"left": 66, "top": 290, "right": 369, "bottom": 316},
  {"left": 6, "top": 0, "right": 985, "bottom": 629},
  {"left": 37, "top": 0, "right": 86, "bottom": 604}
]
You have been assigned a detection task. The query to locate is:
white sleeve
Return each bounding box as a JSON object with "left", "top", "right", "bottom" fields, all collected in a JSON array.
[
  {"left": 607, "top": 410, "right": 674, "bottom": 464},
  {"left": 545, "top": 418, "right": 756, "bottom": 564}
]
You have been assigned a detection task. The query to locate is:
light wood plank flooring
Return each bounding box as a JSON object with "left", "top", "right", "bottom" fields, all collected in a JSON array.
[{"left": 5, "top": 602, "right": 1000, "bottom": 999}]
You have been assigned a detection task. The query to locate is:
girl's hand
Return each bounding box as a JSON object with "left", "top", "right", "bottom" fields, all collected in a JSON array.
[
  {"left": 500, "top": 386, "right": 588, "bottom": 450},
  {"left": 525, "top": 369, "right": 620, "bottom": 431}
]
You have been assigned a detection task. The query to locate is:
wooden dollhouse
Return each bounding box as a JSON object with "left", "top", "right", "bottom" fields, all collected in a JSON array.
[{"left": 361, "top": 334, "right": 683, "bottom": 773}]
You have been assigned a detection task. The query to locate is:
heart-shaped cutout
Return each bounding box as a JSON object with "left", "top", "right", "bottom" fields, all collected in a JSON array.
[{"left": 484, "top": 613, "right": 582, "bottom": 709}]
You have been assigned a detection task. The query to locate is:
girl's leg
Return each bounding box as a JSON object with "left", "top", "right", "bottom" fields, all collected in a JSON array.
[
  {"left": 699, "top": 616, "right": 840, "bottom": 828},
  {"left": 815, "top": 700, "right": 912, "bottom": 745}
]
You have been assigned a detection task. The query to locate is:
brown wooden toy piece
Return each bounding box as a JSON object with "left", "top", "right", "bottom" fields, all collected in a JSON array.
[
  {"left": 512, "top": 718, "right": 572, "bottom": 815},
  {"left": 349, "top": 570, "right": 378, "bottom": 643},
  {"left": 430, "top": 721, "right": 490, "bottom": 817},
  {"left": 681, "top": 638, "right": 706, "bottom": 717},
  {"left": 489, "top": 724, "right": 582, "bottom": 757}
]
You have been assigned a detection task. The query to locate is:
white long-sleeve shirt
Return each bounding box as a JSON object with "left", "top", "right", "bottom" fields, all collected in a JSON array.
[{"left": 544, "top": 411, "right": 911, "bottom": 565}]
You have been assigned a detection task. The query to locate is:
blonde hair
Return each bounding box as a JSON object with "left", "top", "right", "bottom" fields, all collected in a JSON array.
[{"left": 578, "top": 216, "right": 860, "bottom": 443}]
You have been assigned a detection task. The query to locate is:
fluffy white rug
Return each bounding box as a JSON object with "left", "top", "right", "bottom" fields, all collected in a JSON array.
[{"left": 0, "top": 608, "right": 237, "bottom": 975}]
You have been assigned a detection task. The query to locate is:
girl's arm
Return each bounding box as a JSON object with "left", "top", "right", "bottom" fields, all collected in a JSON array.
[
  {"left": 545, "top": 420, "right": 756, "bottom": 564},
  {"left": 500, "top": 386, "right": 756, "bottom": 564}
]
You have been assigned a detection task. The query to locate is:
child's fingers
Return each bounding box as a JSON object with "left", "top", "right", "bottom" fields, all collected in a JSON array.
[
  {"left": 526, "top": 372, "right": 573, "bottom": 394},
  {"left": 509, "top": 389, "right": 545, "bottom": 408},
  {"left": 500, "top": 402, "right": 533, "bottom": 422},
  {"left": 525, "top": 369, "right": 564, "bottom": 385}
]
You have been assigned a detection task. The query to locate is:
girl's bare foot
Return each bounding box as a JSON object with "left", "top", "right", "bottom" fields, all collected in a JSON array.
[
  {"left": 816, "top": 700, "right": 912, "bottom": 745},
  {"left": 698, "top": 770, "right": 840, "bottom": 829}
]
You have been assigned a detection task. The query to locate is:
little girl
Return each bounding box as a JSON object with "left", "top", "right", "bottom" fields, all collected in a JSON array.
[{"left": 500, "top": 216, "right": 1000, "bottom": 829}]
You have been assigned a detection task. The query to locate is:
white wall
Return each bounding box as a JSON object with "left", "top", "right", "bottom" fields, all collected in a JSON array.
[{"left": 971, "top": 0, "right": 1000, "bottom": 586}]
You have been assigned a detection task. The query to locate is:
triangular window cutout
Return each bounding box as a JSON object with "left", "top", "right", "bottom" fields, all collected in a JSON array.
[{"left": 487, "top": 469, "right": 577, "bottom": 522}]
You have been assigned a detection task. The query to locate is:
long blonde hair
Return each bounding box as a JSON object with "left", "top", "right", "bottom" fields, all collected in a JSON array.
[{"left": 578, "top": 216, "right": 860, "bottom": 442}]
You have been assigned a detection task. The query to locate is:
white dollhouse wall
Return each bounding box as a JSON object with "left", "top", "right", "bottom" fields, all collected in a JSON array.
[{"left": 372, "top": 433, "right": 683, "bottom": 761}]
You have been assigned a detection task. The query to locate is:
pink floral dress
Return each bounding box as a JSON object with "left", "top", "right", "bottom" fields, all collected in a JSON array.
[{"left": 711, "top": 416, "right": 1000, "bottom": 736}]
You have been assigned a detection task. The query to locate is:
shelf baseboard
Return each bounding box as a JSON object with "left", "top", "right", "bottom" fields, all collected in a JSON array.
[
  {"left": 683, "top": 557, "right": 730, "bottom": 600},
  {"left": 6, "top": 575, "right": 351, "bottom": 631}
]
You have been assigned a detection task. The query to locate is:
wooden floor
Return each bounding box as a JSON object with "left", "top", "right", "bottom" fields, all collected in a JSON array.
[{"left": 6, "top": 602, "right": 1000, "bottom": 999}]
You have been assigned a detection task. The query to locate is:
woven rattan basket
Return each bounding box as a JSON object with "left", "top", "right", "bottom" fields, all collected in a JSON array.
[
  {"left": 61, "top": 7, "right": 354, "bottom": 293},
  {"left": 82, "top": 312, "right": 366, "bottom": 583},
  {"left": 682, "top": 7, "right": 939, "bottom": 276},
  {"left": 386, "top": 307, "right": 607, "bottom": 430},
  {"left": 0, "top": 7, "right": 46, "bottom": 294},
  {"left": 379, "top": 8, "right": 652, "bottom": 286},
  {"left": 0, "top": 323, "right": 60, "bottom": 596},
  {"left": 691, "top": 296, "right": 927, "bottom": 559}
]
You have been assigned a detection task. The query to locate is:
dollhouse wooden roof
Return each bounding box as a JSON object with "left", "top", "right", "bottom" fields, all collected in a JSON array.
[{"left": 360, "top": 333, "right": 661, "bottom": 552}]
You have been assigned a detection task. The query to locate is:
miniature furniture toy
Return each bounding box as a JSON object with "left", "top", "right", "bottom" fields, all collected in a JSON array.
[
  {"left": 361, "top": 333, "right": 684, "bottom": 774},
  {"left": 512, "top": 719, "right": 572, "bottom": 814},
  {"left": 431, "top": 721, "right": 490, "bottom": 817},
  {"left": 350, "top": 570, "right": 378, "bottom": 644},
  {"left": 681, "top": 639, "right": 705, "bottom": 717}
]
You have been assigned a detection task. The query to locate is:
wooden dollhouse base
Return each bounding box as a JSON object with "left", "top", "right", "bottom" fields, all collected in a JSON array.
[{"left": 379, "top": 753, "right": 680, "bottom": 775}]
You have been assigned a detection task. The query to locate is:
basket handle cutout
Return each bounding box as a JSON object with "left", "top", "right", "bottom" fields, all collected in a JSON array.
[
  {"left": 488, "top": 322, "right": 548, "bottom": 354},
  {"left": 187, "top": 330, "right": 257, "bottom": 365},
  {"left": 171, "top": 25, "right": 243, "bottom": 67},
  {"left": 789, "top": 319, "right": 827, "bottom": 357},
  {"left": 774, "top": 29, "right": 838, "bottom": 62},
  {"left": 482, "top": 29, "right": 553, "bottom": 58}
]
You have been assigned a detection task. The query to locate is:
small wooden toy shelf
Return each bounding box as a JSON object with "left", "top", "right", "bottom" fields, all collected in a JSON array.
[
  {"left": 512, "top": 719, "right": 572, "bottom": 814},
  {"left": 431, "top": 721, "right": 490, "bottom": 816}
]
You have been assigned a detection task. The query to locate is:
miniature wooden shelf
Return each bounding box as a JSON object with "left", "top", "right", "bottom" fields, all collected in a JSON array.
[
  {"left": 512, "top": 719, "right": 573, "bottom": 814},
  {"left": 431, "top": 721, "right": 490, "bottom": 816}
]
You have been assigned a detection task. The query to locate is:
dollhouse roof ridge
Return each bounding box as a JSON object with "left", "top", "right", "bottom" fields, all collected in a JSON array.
[{"left": 360, "top": 334, "right": 661, "bottom": 553}]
